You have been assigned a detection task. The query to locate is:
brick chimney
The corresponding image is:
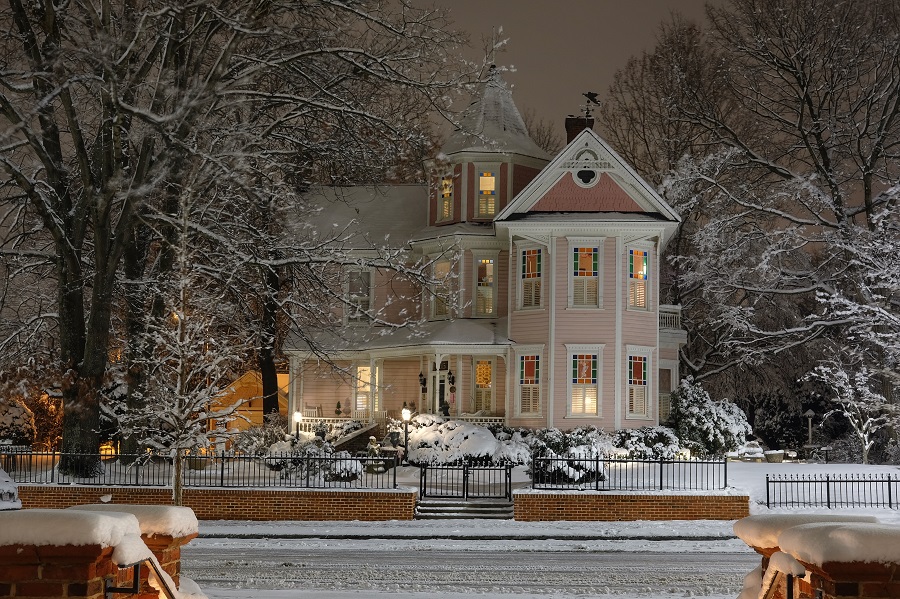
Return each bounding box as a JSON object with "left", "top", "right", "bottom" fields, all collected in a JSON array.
[{"left": 565, "top": 114, "right": 595, "bottom": 143}]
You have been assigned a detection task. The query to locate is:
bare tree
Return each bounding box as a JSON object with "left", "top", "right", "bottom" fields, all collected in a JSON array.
[
  {"left": 599, "top": 1, "right": 900, "bottom": 404},
  {"left": 0, "top": 0, "right": 482, "bottom": 472}
]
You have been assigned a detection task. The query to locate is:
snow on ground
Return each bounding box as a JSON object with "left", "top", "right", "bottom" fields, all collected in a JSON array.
[{"left": 189, "top": 460, "right": 900, "bottom": 599}]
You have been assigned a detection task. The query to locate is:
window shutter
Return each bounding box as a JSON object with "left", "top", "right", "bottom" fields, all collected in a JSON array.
[
  {"left": 573, "top": 278, "right": 598, "bottom": 307},
  {"left": 628, "top": 386, "right": 647, "bottom": 416},
  {"left": 520, "top": 386, "right": 540, "bottom": 414},
  {"left": 523, "top": 279, "right": 541, "bottom": 308},
  {"left": 629, "top": 280, "right": 646, "bottom": 308}
]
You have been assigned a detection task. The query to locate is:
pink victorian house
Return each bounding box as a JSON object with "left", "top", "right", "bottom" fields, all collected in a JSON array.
[{"left": 284, "top": 69, "right": 686, "bottom": 431}]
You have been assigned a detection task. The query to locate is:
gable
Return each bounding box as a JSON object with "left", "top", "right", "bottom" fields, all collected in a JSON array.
[
  {"left": 531, "top": 172, "right": 643, "bottom": 213},
  {"left": 495, "top": 129, "right": 680, "bottom": 223}
]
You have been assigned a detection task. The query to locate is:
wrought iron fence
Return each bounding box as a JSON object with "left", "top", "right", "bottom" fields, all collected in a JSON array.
[
  {"left": 531, "top": 454, "right": 728, "bottom": 491},
  {"left": 0, "top": 450, "right": 399, "bottom": 490},
  {"left": 419, "top": 464, "right": 513, "bottom": 500},
  {"left": 766, "top": 473, "right": 898, "bottom": 509}
]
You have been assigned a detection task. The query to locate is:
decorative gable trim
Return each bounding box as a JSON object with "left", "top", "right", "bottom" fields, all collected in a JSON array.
[{"left": 495, "top": 129, "right": 681, "bottom": 223}]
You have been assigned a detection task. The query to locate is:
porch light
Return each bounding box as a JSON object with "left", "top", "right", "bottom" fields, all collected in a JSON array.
[
  {"left": 293, "top": 411, "right": 302, "bottom": 439},
  {"left": 447, "top": 370, "right": 455, "bottom": 386},
  {"left": 418, "top": 371, "right": 427, "bottom": 392}
]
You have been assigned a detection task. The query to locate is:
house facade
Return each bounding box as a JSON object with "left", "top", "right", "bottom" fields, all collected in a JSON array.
[{"left": 284, "top": 69, "right": 686, "bottom": 431}]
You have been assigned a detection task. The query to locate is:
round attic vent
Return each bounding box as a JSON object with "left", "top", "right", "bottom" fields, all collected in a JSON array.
[{"left": 571, "top": 148, "right": 600, "bottom": 188}]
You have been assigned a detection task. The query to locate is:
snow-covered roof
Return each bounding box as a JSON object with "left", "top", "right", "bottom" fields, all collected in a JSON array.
[
  {"left": 300, "top": 185, "right": 427, "bottom": 250},
  {"left": 285, "top": 318, "right": 511, "bottom": 355},
  {"left": 442, "top": 67, "right": 550, "bottom": 161}
]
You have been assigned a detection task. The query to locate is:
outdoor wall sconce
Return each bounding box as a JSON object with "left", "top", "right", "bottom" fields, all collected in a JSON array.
[
  {"left": 418, "top": 371, "right": 427, "bottom": 392},
  {"left": 447, "top": 370, "right": 455, "bottom": 386}
]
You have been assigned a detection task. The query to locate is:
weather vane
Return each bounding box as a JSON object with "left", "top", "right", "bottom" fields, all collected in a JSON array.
[{"left": 582, "top": 92, "right": 600, "bottom": 118}]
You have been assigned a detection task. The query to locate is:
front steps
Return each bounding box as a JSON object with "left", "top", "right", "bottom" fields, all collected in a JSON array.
[{"left": 415, "top": 498, "right": 514, "bottom": 520}]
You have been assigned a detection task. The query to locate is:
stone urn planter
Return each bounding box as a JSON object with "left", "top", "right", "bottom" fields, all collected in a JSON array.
[{"left": 764, "top": 450, "right": 784, "bottom": 463}]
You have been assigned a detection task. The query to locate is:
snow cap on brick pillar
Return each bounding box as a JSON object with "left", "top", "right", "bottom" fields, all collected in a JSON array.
[{"left": 565, "top": 114, "right": 595, "bottom": 143}]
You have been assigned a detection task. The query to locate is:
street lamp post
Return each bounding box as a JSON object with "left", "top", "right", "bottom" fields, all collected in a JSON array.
[
  {"left": 401, "top": 407, "right": 411, "bottom": 465},
  {"left": 803, "top": 409, "right": 815, "bottom": 446},
  {"left": 293, "top": 411, "right": 303, "bottom": 441}
]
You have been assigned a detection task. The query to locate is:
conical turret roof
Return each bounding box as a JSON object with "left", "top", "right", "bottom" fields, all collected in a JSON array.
[{"left": 442, "top": 66, "right": 550, "bottom": 161}]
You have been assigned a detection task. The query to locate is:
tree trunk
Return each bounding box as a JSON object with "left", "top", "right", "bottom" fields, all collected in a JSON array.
[{"left": 259, "top": 267, "right": 281, "bottom": 416}]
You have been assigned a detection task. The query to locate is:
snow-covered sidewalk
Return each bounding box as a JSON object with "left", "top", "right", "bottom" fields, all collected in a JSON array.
[{"left": 199, "top": 518, "right": 737, "bottom": 540}]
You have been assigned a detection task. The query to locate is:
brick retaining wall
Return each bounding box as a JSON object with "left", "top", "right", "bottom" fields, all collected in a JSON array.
[
  {"left": 18, "top": 486, "right": 418, "bottom": 521},
  {"left": 513, "top": 491, "right": 749, "bottom": 521}
]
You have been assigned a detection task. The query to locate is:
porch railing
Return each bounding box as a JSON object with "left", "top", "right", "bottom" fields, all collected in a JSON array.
[{"left": 659, "top": 304, "right": 682, "bottom": 330}]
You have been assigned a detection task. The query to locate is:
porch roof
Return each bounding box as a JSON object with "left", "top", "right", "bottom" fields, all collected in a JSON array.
[{"left": 284, "top": 318, "right": 512, "bottom": 357}]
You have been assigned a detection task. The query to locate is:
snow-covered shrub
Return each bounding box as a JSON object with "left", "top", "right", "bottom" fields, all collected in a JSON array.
[
  {"left": 232, "top": 412, "right": 288, "bottom": 456},
  {"left": 0, "top": 397, "right": 35, "bottom": 445},
  {"left": 613, "top": 426, "right": 681, "bottom": 460},
  {"left": 407, "top": 419, "right": 500, "bottom": 465},
  {"left": 324, "top": 450, "right": 364, "bottom": 482},
  {"left": 326, "top": 419, "right": 365, "bottom": 442},
  {"left": 528, "top": 426, "right": 616, "bottom": 484},
  {"left": 668, "top": 378, "right": 753, "bottom": 458}
]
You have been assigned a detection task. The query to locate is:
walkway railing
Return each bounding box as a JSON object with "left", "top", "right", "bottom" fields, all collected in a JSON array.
[
  {"left": 1, "top": 451, "right": 399, "bottom": 490},
  {"left": 531, "top": 454, "right": 728, "bottom": 491},
  {"left": 766, "top": 473, "right": 898, "bottom": 509}
]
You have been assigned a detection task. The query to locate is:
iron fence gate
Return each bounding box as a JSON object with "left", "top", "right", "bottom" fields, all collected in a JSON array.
[{"left": 419, "top": 464, "right": 512, "bottom": 500}]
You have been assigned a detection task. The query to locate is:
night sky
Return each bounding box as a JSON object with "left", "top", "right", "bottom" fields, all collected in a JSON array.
[{"left": 423, "top": 0, "right": 713, "bottom": 128}]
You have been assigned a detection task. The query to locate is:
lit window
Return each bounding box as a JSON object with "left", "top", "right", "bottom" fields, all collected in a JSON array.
[
  {"left": 474, "top": 359, "right": 492, "bottom": 412},
  {"left": 439, "top": 176, "right": 453, "bottom": 221},
  {"left": 478, "top": 171, "right": 496, "bottom": 217},
  {"left": 347, "top": 271, "right": 372, "bottom": 324},
  {"left": 432, "top": 259, "right": 451, "bottom": 318},
  {"left": 573, "top": 246, "right": 599, "bottom": 307},
  {"left": 356, "top": 366, "right": 371, "bottom": 411},
  {"left": 521, "top": 248, "right": 542, "bottom": 309},
  {"left": 628, "top": 249, "right": 648, "bottom": 309},
  {"left": 475, "top": 257, "right": 495, "bottom": 316},
  {"left": 628, "top": 355, "right": 649, "bottom": 417},
  {"left": 519, "top": 354, "right": 540, "bottom": 415},
  {"left": 570, "top": 354, "right": 598, "bottom": 415}
]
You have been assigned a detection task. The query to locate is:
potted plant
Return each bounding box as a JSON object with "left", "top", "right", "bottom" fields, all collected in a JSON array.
[
  {"left": 387, "top": 419, "right": 402, "bottom": 447},
  {"left": 314, "top": 421, "right": 328, "bottom": 440}
]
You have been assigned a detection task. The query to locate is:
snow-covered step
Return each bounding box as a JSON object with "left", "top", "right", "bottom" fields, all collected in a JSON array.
[{"left": 415, "top": 498, "right": 514, "bottom": 520}]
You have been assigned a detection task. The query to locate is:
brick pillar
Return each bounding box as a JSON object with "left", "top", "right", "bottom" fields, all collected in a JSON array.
[
  {"left": 142, "top": 532, "right": 198, "bottom": 588},
  {"left": 0, "top": 543, "right": 126, "bottom": 599}
]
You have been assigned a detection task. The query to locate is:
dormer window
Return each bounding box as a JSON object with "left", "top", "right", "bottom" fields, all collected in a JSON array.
[
  {"left": 439, "top": 176, "right": 453, "bottom": 222},
  {"left": 478, "top": 170, "right": 496, "bottom": 218}
]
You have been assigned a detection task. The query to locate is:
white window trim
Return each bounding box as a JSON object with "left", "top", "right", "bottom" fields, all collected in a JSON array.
[
  {"left": 344, "top": 269, "right": 374, "bottom": 326},
  {"left": 430, "top": 256, "right": 453, "bottom": 320},
  {"left": 472, "top": 250, "right": 500, "bottom": 317},
  {"left": 437, "top": 172, "right": 454, "bottom": 223},
  {"left": 625, "top": 345, "right": 653, "bottom": 420},
  {"left": 514, "top": 345, "right": 544, "bottom": 417},
  {"left": 516, "top": 242, "right": 544, "bottom": 311},
  {"left": 567, "top": 237, "right": 604, "bottom": 309},
  {"left": 475, "top": 162, "right": 501, "bottom": 219},
  {"left": 472, "top": 357, "right": 495, "bottom": 413},
  {"left": 626, "top": 242, "right": 653, "bottom": 312},
  {"left": 565, "top": 344, "right": 604, "bottom": 418},
  {"left": 353, "top": 364, "right": 372, "bottom": 412}
]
